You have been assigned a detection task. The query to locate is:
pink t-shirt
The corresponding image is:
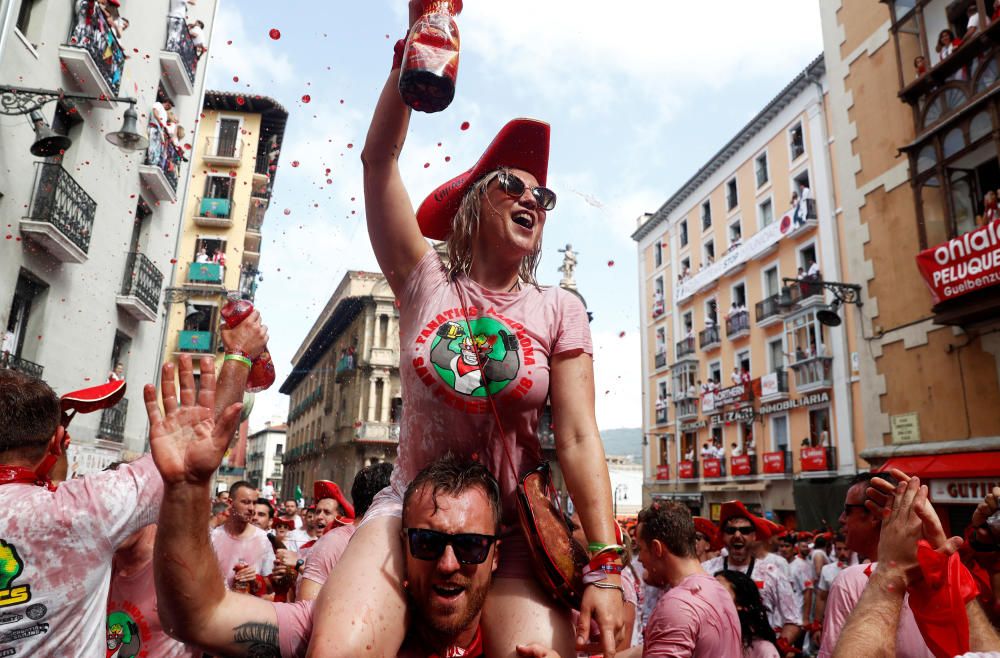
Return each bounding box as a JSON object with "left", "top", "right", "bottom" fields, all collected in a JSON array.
[
  {"left": 744, "top": 638, "right": 780, "bottom": 658},
  {"left": 209, "top": 524, "right": 275, "bottom": 589},
  {"left": 107, "top": 558, "right": 196, "bottom": 658},
  {"left": 0, "top": 455, "right": 162, "bottom": 656},
  {"left": 297, "top": 523, "right": 356, "bottom": 598},
  {"left": 642, "top": 573, "right": 741, "bottom": 657},
  {"left": 817, "top": 563, "right": 933, "bottom": 658},
  {"left": 274, "top": 599, "right": 313, "bottom": 657},
  {"left": 395, "top": 250, "right": 592, "bottom": 523}
]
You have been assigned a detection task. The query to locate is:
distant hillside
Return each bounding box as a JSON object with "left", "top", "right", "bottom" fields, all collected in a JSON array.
[{"left": 601, "top": 427, "right": 642, "bottom": 461}]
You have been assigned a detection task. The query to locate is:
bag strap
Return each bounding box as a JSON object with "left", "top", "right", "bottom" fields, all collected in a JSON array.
[{"left": 454, "top": 281, "right": 520, "bottom": 481}]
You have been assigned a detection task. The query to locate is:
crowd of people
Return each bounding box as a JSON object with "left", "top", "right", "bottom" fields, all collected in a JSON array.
[{"left": 3, "top": 4, "right": 1000, "bottom": 657}]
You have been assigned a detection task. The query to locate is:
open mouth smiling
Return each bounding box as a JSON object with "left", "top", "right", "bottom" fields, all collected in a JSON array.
[{"left": 511, "top": 211, "right": 535, "bottom": 229}]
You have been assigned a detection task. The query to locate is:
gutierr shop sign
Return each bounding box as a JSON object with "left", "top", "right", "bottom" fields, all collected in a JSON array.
[{"left": 930, "top": 478, "right": 1000, "bottom": 504}]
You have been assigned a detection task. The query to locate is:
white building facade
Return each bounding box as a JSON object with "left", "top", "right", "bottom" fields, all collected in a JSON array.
[
  {"left": 246, "top": 422, "right": 287, "bottom": 495},
  {"left": 0, "top": 0, "right": 218, "bottom": 470}
]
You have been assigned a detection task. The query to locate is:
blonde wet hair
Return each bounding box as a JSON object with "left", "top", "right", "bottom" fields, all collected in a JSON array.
[{"left": 445, "top": 168, "right": 542, "bottom": 288}]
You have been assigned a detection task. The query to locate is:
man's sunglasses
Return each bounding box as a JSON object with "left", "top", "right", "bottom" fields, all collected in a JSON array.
[
  {"left": 843, "top": 503, "right": 867, "bottom": 516},
  {"left": 492, "top": 170, "right": 557, "bottom": 211},
  {"left": 722, "top": 525, "right": 756, "bottom": 536},
  {"left": 405, "top": 528, "right": 497, "bottom": 565}
]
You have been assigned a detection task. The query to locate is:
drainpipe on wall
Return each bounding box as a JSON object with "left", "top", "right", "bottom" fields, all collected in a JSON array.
[{"left": 807, "top": 72, "right": 858, "bottom": 474}]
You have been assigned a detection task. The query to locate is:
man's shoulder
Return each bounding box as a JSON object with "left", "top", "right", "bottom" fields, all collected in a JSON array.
[
  {"left": 701, "top": 556, "right": 724, "bottom": 573},
  {"left": 828, "top": 563, "right": 869, "bottom": 597}
]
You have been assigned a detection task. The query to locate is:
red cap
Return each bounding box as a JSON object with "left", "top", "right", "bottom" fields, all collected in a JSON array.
[
  {"left": 693, "top": 517, "right": 722, "bottom": 551},
  {"left": 718, "top": 500, "right": 769, "bottom": 537},
  {"left": 313, "top": 479, "right": 355, "bottom": 525},
  {"left": 757, "top": 517, "right": 785, "bottom": 541},
  {"left": 415, "top": 118, "right": 550, "bottom": 240},
  {"left": 272, "top": 516, "right": 294, "bottom": 530}
]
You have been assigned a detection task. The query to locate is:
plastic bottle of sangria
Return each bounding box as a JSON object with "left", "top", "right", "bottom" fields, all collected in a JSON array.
[
  {"left": 220, "top": 291, "right": 275, "bottom": 392},
  {"left": 398, "top": 0, "right": 463, "bottom": 113}
]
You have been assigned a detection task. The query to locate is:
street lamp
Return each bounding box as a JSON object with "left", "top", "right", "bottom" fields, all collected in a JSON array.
[
  {"left": 614, "top": 483, "right": 628, "bottom": 518},
  {"left": 777, "top": 277, "right": 863, "bottom": 326},
  {"left": 0, "top": 85, "right": 147, "bottom": 154}
]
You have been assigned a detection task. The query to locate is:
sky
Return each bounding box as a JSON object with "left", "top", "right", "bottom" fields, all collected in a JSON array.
[{"left": 200, "top": 1, "right": 825, "bottom": 432}]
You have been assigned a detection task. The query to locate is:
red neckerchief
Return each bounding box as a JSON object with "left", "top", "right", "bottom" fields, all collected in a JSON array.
[
  {"left": 426, "top": 626, "right": 483, "bottom": 658},
  {"left": 0, "top": 464, "right": 55, "bottom": 491}
]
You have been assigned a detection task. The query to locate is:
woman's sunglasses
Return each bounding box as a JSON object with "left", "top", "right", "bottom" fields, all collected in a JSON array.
[
  {"left": 405, "top": 528, "right": 497, "bottom": 565},
  {"left": 492, "top": 170, "right": 557, "bottom": 211}
]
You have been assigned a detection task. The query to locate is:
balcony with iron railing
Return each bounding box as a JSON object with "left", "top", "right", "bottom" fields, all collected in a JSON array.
[
  {"left": 99, "top": 399, "right": 128, "bottom": 443},
  {"left": 0, "top": 352, "right": 43, "bottom": 379},
  {"left": 758, "top": 368, "right": 790, "bottom": 403},
  {"left": 116, "top": 252, "right": 164, "bottom": 322},
  {"left": 800, "top": 445, "right": 838, "bottom": 474},
  {"left": 335, "top": 353, "right": 357, "bottom": 382},
  {"left": 654, "top": 349, "right": 667, "bottom": 370},
  {"left": 785, "top": 198, "right": 819, "bottom": 237},
  {"left": 248, "top": 197, "right": 267, "bottom": 233},
  {"left": 730, "top": 454, "right": 758, "bottom": 478},
  {"left": 676, "top": 336, "right": 696, "bottom": 360},
  {"left": 761, "top": 450, "right": 793, "bottom": 476},
  {"left": 194, "top": 196, "right": 236, "bottom": 228},
  {"left": 60, "top": 1, "right": 124, "bottom": 105},
  {"left": 755, "top": 293, "right": 783, "bottom": 328},
  {"left": 678, "top": 459, "right": 699, "bottom": 480},
  {"left": 356, "top": 422, "right": 400, "bottom": 444},
  {"left": 791, "top": 355, "right": 833, "bottom": 393},
  {"left": 139, "top": 121, "right": 182, "bottom": 203},
  {"left": 203, "top": 135, "right": 244, "bottom": 167},
  {"left": 782, "top": 279, "right": 824, "bottom": 313},
  {"left": 161, "top": 16, "right": 199, "bottom": 96},
  {"left": 655, "top": 463, "right": 670, "bottom": 481},
  {"left": 654, "top": 402, "right": 669, "bottom": 426},
  {"left": 675, "top": 398, "right": 699, "bottom": 422},
  {"left": 725, "top": 310, "right": 750, "bottom": 340},
  {"left": 699, "top": 325, "right": 721, "bottom": 351},
  {"left": 187, "top": 261, "right": 225, "bottom": 287},
  {"left": 21, "top": 162, "right": 96, "bottom": 263},
  {"left": 238, "top": 267, "right": 258, "bottom": 302},
  {"left": 701, "top": 457, "right": 726, "bottom": 480}
]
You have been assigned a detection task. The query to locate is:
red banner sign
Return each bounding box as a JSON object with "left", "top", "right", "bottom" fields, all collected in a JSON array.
[
  {"left": 762, "top": 451, "right": 785, "bottom": 474},
  {"left": 915, "top": 223, "right": 1000, "bottom": 304},
  {"left": 801, "top": 447, "right": 829, "bottom": 472},
  {"left": 731, "top": 455, "right": 752, "bottom": 476},
  {"left": 679, "top": 461, "right": 695, "bottom": 479},
  {"left": 656, "top": 464, "right": 669, "bottom": 480},
  {"left": 703, "top": 458, "right": 721, "bottom": 478}
]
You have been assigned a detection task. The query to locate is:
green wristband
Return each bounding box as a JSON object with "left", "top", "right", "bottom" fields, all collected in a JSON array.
[{"left": 224, "top": 353, "right": 252, "bottom": 368}]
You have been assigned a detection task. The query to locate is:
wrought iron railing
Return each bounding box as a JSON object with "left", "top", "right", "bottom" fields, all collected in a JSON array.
[
  {"left": 164, "top": 17, "right": 198, "bottom": 84},
  {"left": 120, "top": 252, "right": 164, "bottom": 313},
  {"left": 699, "top": 325, "right": 720, "bottom": 348},
  {"left": 239, "top": 267, "right": 258, "bottom": 301},
  {"left": 675, "top": 398, "right": 699, "bottom": 419},
  {"left": 676, "top": 336, "right": 696, "bottom": 360},
  {"left": 26, "top": 162, "right": 97, "bottom": 255},
  {"left": 725, "top": 310, "right": 750, "bottom": 337},
  {"left": 756, "top": 294, "right": 782, "bottom": 324},
  {"left": 0, "top": 352, "right": 43, "bottom": 379},
  {"left": 144, "top": 120, "right": 181, "bottom": 191},
  {"left": 66, "top": 1, "right": 125, "bottom": 94},
  {"left": 654, "top": 350, "right": 667, "bottom": 369},
  {"left": 99, "top": 398, "right": 128, "bottom": 442},
  {"left": 791, "top": 356, "right": 833, "bottom": 390}
]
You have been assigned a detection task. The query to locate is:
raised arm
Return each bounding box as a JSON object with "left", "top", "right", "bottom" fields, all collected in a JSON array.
[
  {"left": 215, "top": 308, "right": 268, "bottom": 423},
  {"left": 549, "top": 351, "right": 623, "bottom": 656},
  {"left": 361, "top": 1, "right": 430, "bottom": 296},
  {"left": 149, "top": 357, "right": 280, "bottom": 657}
]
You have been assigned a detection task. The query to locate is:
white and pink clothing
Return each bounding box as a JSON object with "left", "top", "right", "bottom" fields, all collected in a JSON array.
[
  {"left": 365, "top": 250, "right": 592, "bottom": 579},
  {"left": 701, "top": 556, "right": 802, "bottom": 630},
  {"left": 816, "top": 561, "right": 846, "bottom": 594},
  {"left": 0, "top": 455, "right": 161, "bottom": 656},
  {"left": 209, "top": 524, "right": 274, "bottom": 590},
  {"left": 817, "top": 563, "right": 933, "bottom": 658},
  {"left": 296, "top": 523, "right": 356, "bottom": 598},
  {"left": 108, "top": 558, "right": 195, "bottom": 658},
  {"left": 744, "top": 638, "right": 780, "bottom": 658},
  {"left": 642, "top": 573, "right": 741, "bottom": 657}
]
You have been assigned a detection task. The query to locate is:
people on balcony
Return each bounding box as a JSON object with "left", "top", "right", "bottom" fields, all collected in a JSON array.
[
  {"left": 196, "top": 245, "right": 210, "bottom": 263},
  {"left": 189, "top": 19, "right": 207, "bottom": 58},
  {"left": 731, "top": 442, "right": 743, "bottom": 457},
  {"left": 107, "top": 362, "right": 125, "bottom": 382},
  {"left": 983, "top": 191, "right": 998, "bottom": 225},
  {"left": 740, "top": 367, "right": 751, "bottom": 385},
  {"left": 914, "top": 55, "right": 927, "bottom": 78},
  {"left": 731, "top": 366, "right": 742, "bottom": 386},
  {"left": 965, "top": 5, "right": 981, "bottom": 38},
  {"left": 684, "top": 447, "right": 695, "bottom": 462}
]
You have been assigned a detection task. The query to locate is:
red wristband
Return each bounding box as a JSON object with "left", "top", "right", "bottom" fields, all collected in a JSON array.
[{"left": 392, "top": 38, "right": 406, "bottom": 70}]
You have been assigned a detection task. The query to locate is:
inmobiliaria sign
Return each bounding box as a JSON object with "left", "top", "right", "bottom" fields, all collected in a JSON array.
[{"left": 916, "top": 222, "right": 1000, "bottom": 304}]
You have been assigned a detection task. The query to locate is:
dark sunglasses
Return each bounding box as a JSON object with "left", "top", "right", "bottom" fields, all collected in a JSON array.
[
  {"left": 405, "top": 528, "right": 497, "bottom": 565},
  {"left": 492, "top": 170, "right": 557, "bottom": 211},
  {"left": 722, "top": 525, "right": 756, "bottom": 536}
]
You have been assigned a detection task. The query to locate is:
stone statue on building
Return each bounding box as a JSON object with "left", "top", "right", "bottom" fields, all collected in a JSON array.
[{"left": 558, "top": 243, "right": 578, "bottom": 289}]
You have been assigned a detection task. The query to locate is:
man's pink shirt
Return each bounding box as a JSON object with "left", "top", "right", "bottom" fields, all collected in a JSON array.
[{"left": 642, "top": 573, "right": 742, "bottom": 658}]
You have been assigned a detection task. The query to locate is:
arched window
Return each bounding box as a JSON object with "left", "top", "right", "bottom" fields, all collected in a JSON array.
[
  {"left": 974, "top": 58, "right": 999, "bottom": 95},
  {"left": 942, "top": 128, "right": 966, "bottom": 158},
  {"left": 917, "top": 145, "right": 937, "bottom": 174},
  {"left": 970, "top": 111, "right": 992, "bottom": 143},
  {"left": 922, "top": 86, "right": 969, "bottom": 129}
]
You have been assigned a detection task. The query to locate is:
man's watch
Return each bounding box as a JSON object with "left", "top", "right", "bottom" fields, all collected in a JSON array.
[{"left": 295, "top": 558, "right": 305, "bottom": 573}]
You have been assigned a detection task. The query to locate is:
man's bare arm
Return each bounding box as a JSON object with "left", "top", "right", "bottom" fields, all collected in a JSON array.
[
  {"left": 968, "top": 597, "right": 1000, "bottom": 652},
  {"left": 830, "top": 569, "right": 905, "bottom": 658},
  {"left": 215, "top": 309, "right": 268, "bottom": 422}
]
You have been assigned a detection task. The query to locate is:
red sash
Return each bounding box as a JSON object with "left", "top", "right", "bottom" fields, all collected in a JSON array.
[{"left": 0, "top": 464, "right": 54, "bottom": 491}]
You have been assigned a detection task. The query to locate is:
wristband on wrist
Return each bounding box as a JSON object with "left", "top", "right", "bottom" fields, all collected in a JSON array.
[
  {"left": 295, "top": 558, "right": 305, "bottom": 573},
  {"left": 224, "top": 353, "right": 252, "bottom": 368},
  {"left": 586, "top": 581, "right": 625, "bottom": 601}
]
